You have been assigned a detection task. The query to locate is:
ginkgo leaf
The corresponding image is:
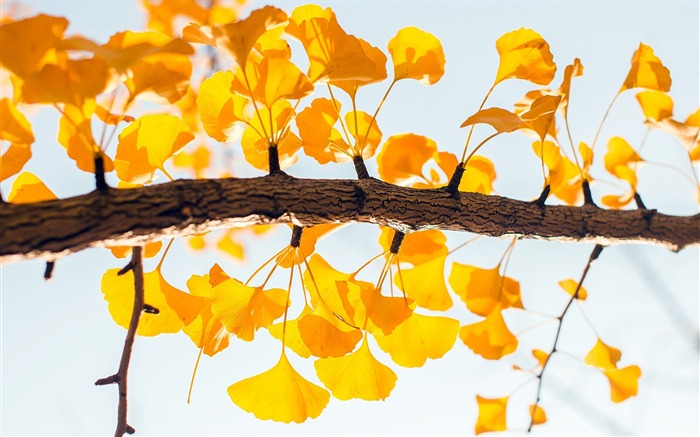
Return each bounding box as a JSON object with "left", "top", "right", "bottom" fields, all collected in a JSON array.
[
  {"left": 7, "top": 172, "right": 57, "bottom": 204},
  {"left": 557, "top": 58, "right": 584, "bottom": 118},
  {"left": 532, "top": 349, "right": 549, "bottom": 367},
  {"left": 460, "top": 309, "right": 518, "bottom": 360},
  {"left": 333, "top": 38, "right": 388, "bottom": 97},
  {"left": 0, "top": 14, "right": 69, "bottom": 78},
  {"left": 315, "top": 335, "right": 397, "bottom": 401},
  {"left": 277, "top": 223, "right": 341, "bottom": 268},
  {"left": 529, "top": 404, "right": 547, "bottom": 425},
  {"left": 236, "top": 56, "right": 314, "bottom": 108},
  {"left": 604, "top": 365, "right": 641, "bottom": 403},
  {"left": 379, "top": 228, "right": 447, "bottom": 266},
  {"left": 585, "top": 338, "right": 622, "bottom": 370},
  {"left": 1, "top": 98, "right": 34, "bottom": 145},
  {"left": 346, "top": 110, "right": 383, "bottom": 159},
  {"left": 558, "top": 278, "right": 588, "bottom": 300},
  {"left": 342, "top": 280, "right": 414, "bottom": 335},
  {"left": 516, "top": 94, "right": 562, "bottom": 143},
  {"left": 1, "top": 143, "right": 32, "bottom": 182},
  {"left": 21, "top": 59, "right": 111, "bottom": 106},
  {"left": 101, "top": 267, "right": 203, "bottom": 336},
  {"left": 620, "top": 43, "right": 671, "bottom": 92},
  {"left": 268, "top": 304, "right": 313, "bottom": 358},
  {"left": 286, "top": 5, "right": 378, "bottom": 84},
  {"left": 216, "top": 231, "right": 245, "bottom": 259},
  {"left": 394, "top": 254, "right": 453, "bottom": 311},
  {"left": 449, "top": 263, "right": 523, "bottom": 316},
  {"left": 141, "top": 0, "right": 208, "bottom": 37},
  {"left": 302, "top": 254, "right": 353, "bottom": 318},
  {"left": 388, "top": 26, "right": 445, "bottom": 85},
  {"left": 636, "top": 90, "right": 673, "bottom": 122},
  {"left": 183, "top": 272, "right": 230, "bottom": 356},
  {"left": 115, "top": 114, "right": 194, "bottom": 185},
  {"left": 460, "top": 107, "right": 525, "bottom": 132},
  {"left": 297, "top": 301, "right": 362, "bottom": 358},
  {"left": 460, "top": 155, "right": 497, "bottom": 195},
  {"left": 109, "top": 241, "right": 163, "bottom": 259},
  {"left": 240, "top": 99, "right": 301, "bottom": 171},
  {"left": 173, "top": 144, "right": 210, "bottom": 179},
  {"left": 94, "top": 105, "right": 135, "bottom": 125},
  {"left": 197, "top": 70, "right": 248, "bottom": 143},
  {"left": 58, "top": 100, "right": 115, "bottom": 173},
  {"left": 475, "top": 395, "right": 508, "bottom": 434},
  {"left": 374, "top": 313, "right": 459, "bottom": 368},
  {"left": 532, "top": 141, "right": 582, "bottom": 205},
  {"left": 296, "top": 97, "right": 352, "bottom": 164},
  {"left": 210, "top": 277, "right": 287, "bottom": 341},
  {"left": 604, "top": 136, "right": 642, "bottom": 187},
  {"left": 377, "top": 133, "right": 437, "bottom": 185},
  {"left": 494, "top": 28, "right": 556, "bottom": 86},
  {"left": 228, "top": 352, "right": 329, "bottom": 423}
]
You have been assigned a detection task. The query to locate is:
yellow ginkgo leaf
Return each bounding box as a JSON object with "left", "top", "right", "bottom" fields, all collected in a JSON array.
[
  {"left": 377, "top": 133, "right": 437, "bottom": 185},
  {"left": 532, "top": 349, "right": 549, "bottom": 367},
  {"left": 268, "top": 304, "right": 313, "bottom": 358},
  {"left": 604, "top": 365, "right": 641, "bottom": 403},
  {"left": 115, "top": 114, "right": 194, "bottom": 185},
  {"left": 388, "top": 26, "right": 445, "bottom": 85},
  {"left": 21, "top": 59, "right": 111, "bottom": 106},
  {"left": 516, "top": 94, "right": 562, "bottom": 143},
  {"left": 0, "top": 14, "right": 69, "bottom": 78},
  {"left": 277, "top": 223, "right": 341, "bottom": 269},
  {"left": 297, "top": 301, "right": 362, "bottom": 358},
  {"left": 183, "top": 272, "right": 229, "bottom": 356},
  {"left": 346, "top": 109, "right": 383, "bottom": 159},
  {"left": 1, "top": 98, "right": 34, "bottom": 145},
  {"left": 109, "top": 241, "right": 163, "bottom": 259},
  {"left": 557, "top": 58, "right": 584, "bottom": 118},
  {"left": 620, "top": 43, "right": 671, "bottom": 92},
  {"left": 342, "top": 280, "right": 413, "bottom": 335},
  {"left": 236, "top": 56, "right": 313, "bottom": 108},
  {"left": 604, "top": 136, "right": 642, "bottom": 187},
  {"left": 558, "top": 278, "right": 588, "bottom": 300},
  {"left": 58, "top": 101, "right": 115, "bottom": 174},
  {"left": 394, "top": 254, "right": 453, "bottom": 311},
  {"left": 494, "top": 28, "right": 556, "bottom": 86},
  {"left": 460, "top": 309, "right": 518, "bottom": 360},
  {"left": 475, "top": 395, "right": 508, "bottom": 434},
  {"left": 585, "top": 338, "right": 622, "bottom": 370},
  {"left": 1, "top": 143, "right": 32, "bottom": 182},
  {"left": 449, "top": 263, "right": 523, "bottom": 316},
  {"left": 141, "top": 0, "right": 208, "bottom": 37},
  {"left": 240, "top": 99, "right": 301, "bottom": 171},
  {"left": 216, "top": 231, "right": 245, "bottom": 259},
  {"left": 210, "top": 277, "right": 287, "bottom": 341},
  {"left": 636, "top": 90, "right": 673, "bottom": 122},
  {"left": 374, "top": 313, "right": 459, "bottom": 368},
  {"left": 7, "top": 172, "right": 57, "bottom": 204},
  {"left": 333, "top": 38, "right": 387, "bottom": 97},
  {"left": 101, "top": 267, "right": 203, "bottom": 336},
  {"left": 197, "top": 70, "right": 248, "bottom": 143},
  {"left": 228, "top": 352, "right": 329, "bottom": 423},
  {"left": 460, "top": 107, "right": 525, "bottom": 132},
  {"left": 94, "top": 105, "right": 135, "bottom": 125},
  {"left": 302, "top": 254, "right": 354, "bottom": 319},
  {"left": 379, "top": 228, "right": 447, "bottom": 266},
  {"left": 296, "top": 97, "right": 352, "bottom": 164},
  {"left": 172, "top": 144, "right": 210, "bottom": 179},
  {"left": 532, "top": 141, "right": 582, "bottom": 205},
  {"left": 315, "top": 335, "right": 397, "bottom": 401},
  {"left": 460, "top": 155, "right": 497, "bottom": 195},
  {"left": 529, "top": 404, "right": 547, "bottom": 425}
]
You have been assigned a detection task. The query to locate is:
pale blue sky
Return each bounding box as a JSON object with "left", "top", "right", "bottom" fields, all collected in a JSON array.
[{"left": 1, "top": 0, "right": 698, "bottom": 435}]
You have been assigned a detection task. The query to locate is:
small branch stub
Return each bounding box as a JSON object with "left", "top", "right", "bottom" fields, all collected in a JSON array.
[
  {"left": 446, "top": 162, "right": 465, "bottom": 195},
  {"left": 353, "top": 155, "right": 370, "bottom": 179},
  {"left": 290, "top": 225, "right": 303, "bottom": 248},
  {"left": 94, "top": 153, "right": 109, "bottom": 193},
  {"left": 268, "top": 145, "right": 281, "bottom": 175}
]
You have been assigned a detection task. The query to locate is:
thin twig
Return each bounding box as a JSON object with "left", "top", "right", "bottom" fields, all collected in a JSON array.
[{"left": 527, "top": 244, "right": 604, "bottom": 432}]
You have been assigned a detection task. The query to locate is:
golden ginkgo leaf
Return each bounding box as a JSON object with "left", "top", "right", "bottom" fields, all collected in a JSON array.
[
  {"left": 378, "top": 227, "right": 447, "bottom": 266},
  {"left": 558, "top": 278, "right": 588, "bottom": 300},
  {"left": 494, "top": 28, "right": 556, "bottom": 86},
  {"left": 449, "top": 263, "right": 522, "bottom": 316},
  {"left": 529, "top": 404, "right": 547, "bottom": 425},
  {"left": 584, "top": 338, "right": 622, "bottom": 371},
  {"left": 604, "top": 365, "right": 641, "bottom": 403},
  {"left": 0, "top": 143, "right": 32, "bottom": 182},
  {"left": 7, "top": 172, "right": 57, "bottom": 204},
  {"left": 58, "top": 100, "right": 115, "bottom": 174},
  {"left": 268, "top": 304, "right": 313, "bottom": 358},
  {"left": 636, "top": 90, "right": 673, "bottom": 122},
  {"left": 474, "top": 395, "right": 508, "bottom": 435},
  {"left": 0, "top": 14, "right": 69, "bottom": 78},
  {"left": 236, "top": 55, "right": 313, "bottom": 108},
  {"left": 315, "top": 335, "right": 397, "bottom": 401},
  {"left": 0, "top": 98, "right": 34, "bottom": 145},
  {"left": 460, "top": 107, "right": 525, "bottom": 132},
  {"left": 182, "top": 272, "right": 230, "bottom": 356},
  {"left": 394, "top": 254, "right": 453, "bottom": 311},
  {"left": 460, "top": 309, "right": 518, "bottom": 360},
  {"left": 197, "top": 70, "right": 249, "bottom": 143},
  {"left": 228, "top": 352, "right": 330, "bottom": 423},
  {"left": 388, "top": 26, "right": 445, "bottom": 85},
  {"left": 21, "top": 58, "right": 111, "bottom": 106},
  {"left": 620, "top": 43, "right": 671, "bottom": 92},
  {"left": 377, "top": 133, "right": 437, "bottom": 185}
]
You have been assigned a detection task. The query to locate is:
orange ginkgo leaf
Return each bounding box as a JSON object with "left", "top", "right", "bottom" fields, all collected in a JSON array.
[
  {"left": 297, "top": 301, "right": 363, "bottom": 358},
  {"left": 604, "top": 365, "right": 642, "bottom": 403},
  {"left": 20, "top": 58, "right": 111, "bottom": 106},
  {"left": 315, "top": 335, "right": 397, "bottom": 401},
  {"left": 515, "top": 93, "right": 562, "bottom": 144},
  {"left": 558, "top": 278, "right": 588, "bottom": 300},
  {"left": 1, "top": 98, "right": 34, "bottom": 145},
  {"left": 277, "top": 223, "right": 341, "bottom": 269},
  {"left": 286, "top": 5, "right": 378, "bottom": 84},
  {"left": 235, "top": 56, "right": 314, "bottom": 108},
  {"left": 184, "top": 6, "right": 288, "bottom": 68},
  {"left": 494, "top": 28, "right": 556, "bottom": 86},
  {"left": 460, "top": 107, "right": 526, "bottom": 132},
  {"left": 94, "top": 105, "right": 135, "bottom": 125},
  {"left": 228, "top": 352, "right": 329, "bottom": 423},
  {"left": 109, "top": 241, "right": 163, "bottom": 259},
  {"left": 58, "top": 100, "right": 115, "bottom": 173},
  {"left": 332, "top": 38, "right": 387, "bottom": 98},
  {"left": 556, "top": 58, "right": 584, "bottom": 118},
  {"left": 302, "top": 254, "right": 354, "bottom": 318},
  {"left": 197, "top": 70, "right": 248, "bottom": 143},
  {"left": 620, "top": 43, "right": 671, "bottom": 93},
  {"left": 141, "top": 0, "right": 208, "bottom": 37},
  {"left": 394, "top": 253, "right": 453, "bottom": 311},
  {"left": 475, "top": 395, "right": 508, "bottom": 434},
  {"left": 101, "top": 266, "right": 203, "bottom": 336},
  {"left": 182, "top": 269, "right": 230, "bottom": 356},
  {"left": 379, "top": 227, "right": 447, "bottom": 266},
  {"left": 115, "top": 114, "right": 194, "bottom": 185},
  {"left": 374, "top": 313, "right": 459, "bottom": 368},
  {"left": 296, "top": 97, "right": 352, "bottom": 164},
  {"left": 584, "top": 338, "right": 622, "bottom": 370},
  {"left": 388, "top": 26, "right": 445, "bottom": 85},
  {"left": 240, "top": 100, "right": 302, "bottom": 171},
  {"left": 268, "top": 304, "right": 313, "bottom": 358},
  {"left": 449, "top": 263, "right": 523, "bottom": 316},
  {"left": 601, "top": 136, "right": 643, "bottom": 208},
  {"left": 7, "top": 172, "right": 57, "bottom": 204},
  {"left": 0, "top": 143, "right": 31, "bottom": 182},
  {"left": 460, "top": 309, "right": 518, "bottom": 360},
  {"left": 532, "top": 349, "right": 549, "bottom": 367},
  {"left": 172, "top": 144, "right": 210, "bottom": 179},
  {"left": 0, "top": 14, "right": 68, "bottom": 78},
  {"left": 529, "top": 404, "right": 547, "bottom": 425},
  {"left": 532, "top": 141, "right": 582, "bottom": 205},
  {"left": 377, "top": 133, "right": 437, "bottom": 185},
  {"left": 210, "top": 277, "right": 287, "bottom": 341},
  {"left": 636, "top": 90, "right": 674, "bottom": 122},
  {"left": 341, "top": 280, "right": 414, "bottom": 335}
]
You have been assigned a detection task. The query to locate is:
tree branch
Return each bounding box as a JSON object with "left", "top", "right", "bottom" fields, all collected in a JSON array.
[{"left": 1, "top": 174, "right": 698, "bottom": 263}]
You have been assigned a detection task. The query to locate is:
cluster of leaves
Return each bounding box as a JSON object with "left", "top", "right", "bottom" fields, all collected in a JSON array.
[{"left": 1, "top": 1, "right": 698, "bottom": 434}]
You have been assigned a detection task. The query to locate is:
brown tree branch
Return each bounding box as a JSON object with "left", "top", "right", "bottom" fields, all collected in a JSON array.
[{"left": 1, "top": 174, "right": 698, "bottom": 263}]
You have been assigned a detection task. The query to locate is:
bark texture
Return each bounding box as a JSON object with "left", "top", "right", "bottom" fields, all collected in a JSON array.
[{"left": 1, "top": 174, "right": 698, "bottom": 263}]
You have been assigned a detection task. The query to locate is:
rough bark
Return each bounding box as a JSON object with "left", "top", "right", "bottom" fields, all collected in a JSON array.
[{"left": 1, "top": 174, "right": 698, "bottom": 263}]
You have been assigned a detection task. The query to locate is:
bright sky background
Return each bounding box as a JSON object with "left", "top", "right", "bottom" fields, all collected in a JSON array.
[{"left": 1, "top": 0, "right": 698, "bottom": 435}]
